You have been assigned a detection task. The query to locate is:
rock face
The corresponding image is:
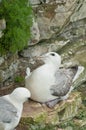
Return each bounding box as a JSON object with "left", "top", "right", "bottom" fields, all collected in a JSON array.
[
  {"left": 0, "top": 0, "right": 86, "bottom": 129},
  {"left": 21, "top": 0, "right": 86, "bottom": 70},
  {"left": 22, "top": 92, "right": 81, "bottom": 123},
  {"left": 16, "top": 92, "right": 82, "bottom": 130},
  {"left": 17, "top": 1, "right": 86, "bottom": 128},
  {"left": 29, "top": 18, "right": 40, "bottom": 46},
  {"left": 29, "top": 0, "right": 77, "bottom": 44},
  {"left": 0, "top": 19, "right": 18, "bottom": 86},
  {"left": 0, "top": 0, "right": 86, "bottom": 86},
  {"left": 0, "top": 54, "right": 19, "bottom": 86}
]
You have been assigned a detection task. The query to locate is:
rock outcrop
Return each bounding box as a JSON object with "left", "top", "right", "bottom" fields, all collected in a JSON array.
[
  {"left": 0, "top": 0, "right": 86, "bottom": 86},
  {"left": 17, "top": 92, "right": 82, "bottom": 130},
  {"left": 0, "top": 1, "right": 86, "bottom": 129}
]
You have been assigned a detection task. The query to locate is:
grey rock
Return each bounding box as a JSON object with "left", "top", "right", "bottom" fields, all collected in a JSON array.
[
  {"left": 0, "top": 57, "right": 4, "bottom": 66},
  {"left": 0, "top": 60, "right": 19, "bottom": 83},
  {"left": 71, "top": 0, "right": 86, "bottom": 22},
  {"left": 29, "top": 18, "right": 40, "bottom": 46},
  {"left": 31, "top": 0, "right": 77, "bottom": 41},
  {"left": 29, "top": 0, "right": 40, "bottom": 5},
  {"left": 21, "top": 40, "right": 69, "bottom": 58}
]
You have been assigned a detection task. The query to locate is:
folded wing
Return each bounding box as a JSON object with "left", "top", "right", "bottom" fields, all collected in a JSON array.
[
  {"left": 0, "top": 97, "right": 17, "bottom": 124},
  {"left": 50, "top": 66, "right": 81, "bottom": 97}
]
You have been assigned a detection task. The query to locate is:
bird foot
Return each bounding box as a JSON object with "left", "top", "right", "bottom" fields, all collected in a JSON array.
[{"left": 46, "top": 98, "right": 60, "bottom": 108}]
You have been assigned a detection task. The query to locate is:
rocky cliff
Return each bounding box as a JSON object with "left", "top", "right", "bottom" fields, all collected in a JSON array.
[{"left": 0, "top": 1, "right": 86, "bottom": 129}]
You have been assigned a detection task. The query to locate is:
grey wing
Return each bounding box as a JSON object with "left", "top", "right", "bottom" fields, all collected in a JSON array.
[
  {"left": 0, "top": 97, "right": 17, "bottom": 123},
  {"left": 50, "top": 67, "right": 77, "bottom": 97}
]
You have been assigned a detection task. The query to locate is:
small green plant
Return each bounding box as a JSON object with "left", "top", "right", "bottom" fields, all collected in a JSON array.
[
  {"left": 28, "top": 123, "right": 56, "bottom": 130},
  {"left": 0, "top": 0, "right": 33, "bottom": 55},
  {"left": 14, "top": 76, "right": 24, "bottom": 83}
]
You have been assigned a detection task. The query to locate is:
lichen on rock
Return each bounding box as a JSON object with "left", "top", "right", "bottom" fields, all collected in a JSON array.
[{"left": 17, "top": 92, "right": 82, "bottom": 130}]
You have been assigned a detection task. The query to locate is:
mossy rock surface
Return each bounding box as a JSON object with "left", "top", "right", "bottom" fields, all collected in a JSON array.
[{"left": 16, "top": 92, "right": 82, "bottom": 130}]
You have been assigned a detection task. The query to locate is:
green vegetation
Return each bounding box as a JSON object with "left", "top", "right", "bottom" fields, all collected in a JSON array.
[
  {"left": 58, "top": 120, "right": 86, "bottom": 130},
  {"left": 58, "top": 100, "right": 86, "bottom": 130},
  {"left": 0, "top": 0, "right": 33, "bottom": 55},
  {"left": 14, "top": 75, "right": 24, "bottom": 83},
  {"left": 28, "top": 123, "right": 56, "bottom": 130}
]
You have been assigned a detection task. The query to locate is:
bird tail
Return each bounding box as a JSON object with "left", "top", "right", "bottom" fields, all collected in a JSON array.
[{"left": 73, "top": 66, "right": 84, "bottom": 82}]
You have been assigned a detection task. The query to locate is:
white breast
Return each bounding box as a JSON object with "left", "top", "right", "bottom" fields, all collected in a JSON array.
[{"left": 25, "top": 64, "right": 57, "bottom": 102}]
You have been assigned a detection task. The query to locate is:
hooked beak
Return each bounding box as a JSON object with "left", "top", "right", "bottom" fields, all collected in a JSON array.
[{"left": 37, "top": 54, "right": 47, "bottom": 61}]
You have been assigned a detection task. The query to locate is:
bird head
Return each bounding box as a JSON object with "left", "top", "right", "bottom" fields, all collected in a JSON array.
[
  {"left": 10, "top": 87, "right": 31, "bottom": 103},
  {"left": 38, "top": 52, "right": 61, "bottom": 69}
]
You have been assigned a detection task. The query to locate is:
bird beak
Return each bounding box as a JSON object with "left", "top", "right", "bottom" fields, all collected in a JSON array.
[
  {"left": 37, "top": 54, "right": 47, "bottom": 61},
  {"left": 37, "top": 56, "right": 44, "bottom": 60}
]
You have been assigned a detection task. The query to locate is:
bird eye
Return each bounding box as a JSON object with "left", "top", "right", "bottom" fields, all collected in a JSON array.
[{"left": 50, "top": 53, "right": 55, "bottom": 56}]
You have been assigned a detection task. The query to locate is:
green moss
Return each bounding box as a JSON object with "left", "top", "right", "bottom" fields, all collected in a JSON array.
[
  {"left": 34, "top": 113, "right": 47, "bottom": 123},
  {"left": 75, "top": 106, "right": 86, "bottom": 120},
  {"left": 0, "top": 0, "right": 33, "bottom": 55},
  {"left": 20, "top": 117, "right": 56, "bottom": 130},
  {"left": 29, "top": 124, "right": 56, "bottom": 130},
  {"left": 58, "top": 95, "right": 86, "bottom": 130},
  {"left": 21, "top": 117, "right": 34, "bottom": 125},
  {"left": 14, "top": 76, "right": 24, "bottom": 83},
  {"left": 20, "top": 113, "right": 47, "bottom": 125},
  {"left": 58, "top": 119, "right": 86, "bottom": 130}
]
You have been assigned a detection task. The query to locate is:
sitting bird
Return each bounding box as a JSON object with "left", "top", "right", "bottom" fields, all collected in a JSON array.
[
  {"left": 0, "top": 87, "right": 31, "bottom": 130},
  {"left": 25, "top": 52, "right": 84, "bottom": 108}
]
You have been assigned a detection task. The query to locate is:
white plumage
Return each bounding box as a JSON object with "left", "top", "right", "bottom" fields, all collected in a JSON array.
[
  {"left": 0, "top": 87, "right": 31, "bottom": 130},
  {"left": 25, "top": 52, "right": 84, "bottom": 107}
]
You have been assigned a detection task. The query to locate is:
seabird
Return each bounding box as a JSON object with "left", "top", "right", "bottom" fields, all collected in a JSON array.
[
  {"left": 25, "top": 52, "right": 84, "bottom": 108},
  {"left": 0, "top": 87, "right": 31, "bottom": 130}
]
